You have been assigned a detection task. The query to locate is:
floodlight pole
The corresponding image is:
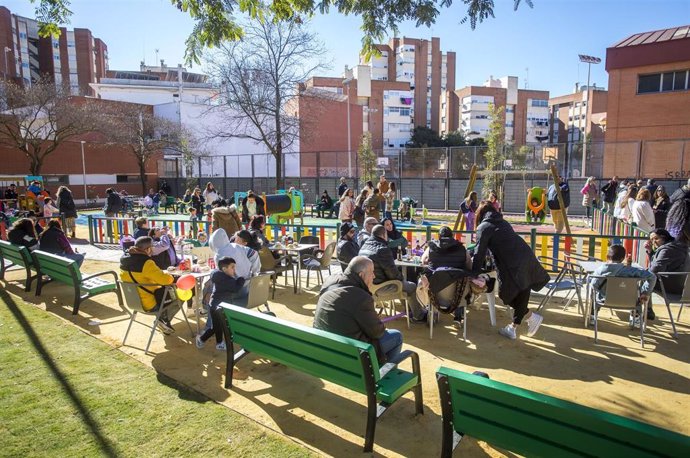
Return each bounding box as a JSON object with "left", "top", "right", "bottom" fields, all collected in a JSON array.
[
  {"left": 578, "top": 54, "right": 600, "bottom": 178},
  {"left": 343, "top": 78, "right": 352, "bottom": 179}
]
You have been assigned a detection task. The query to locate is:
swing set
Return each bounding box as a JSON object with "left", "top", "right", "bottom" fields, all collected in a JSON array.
[{"left": 453, "top": 163, "right": 572, "bottom": 234}]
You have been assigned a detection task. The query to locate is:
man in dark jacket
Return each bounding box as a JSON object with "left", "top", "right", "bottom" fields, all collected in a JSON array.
[
  {"left": 670, "top": 178, "right": 690, "bottom": 204},
  {"left": 357, "top": 217, "right": 378, "bottom": 246},
  {"left": 600, "top": 176, "right": 619, "bottom": 213},
  {"left": 4, "top": 183, "right": 18, "bottom": 208},
  {"left": 314, "top": 256, "right": 402, "bottom": 362},
  {"left": 104, "top": 188, "right": 122, "bottom": 217},
  {"left": 359, "top": 225, "right": 427, "bottom": 322},
  {"left": 644, "top": 179, "right": 657, "bottom": 204},
  {"left": 547, "top": 178, "right": 570, "bottom": 234},
  {"left": 472, "top": 204, "right": 550, "bottom": 340},
  {"left": 645, "top": 228, "right": 690, "bottom": 319},
  {"left": 336, "top": 222, "right": 359, "bottom": 268}
]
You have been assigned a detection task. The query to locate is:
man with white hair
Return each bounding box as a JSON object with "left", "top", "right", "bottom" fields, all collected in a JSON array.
[
  {"left": 314, "top": 256, "right": 403, "bottom": 362},
  {"left": 357, "top": 217, "right": 378, "bottom": 246}
]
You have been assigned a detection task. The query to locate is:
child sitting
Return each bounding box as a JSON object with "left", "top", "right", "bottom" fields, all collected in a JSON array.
[
  {"left": 589, "top": 244, "right": 656, "bottom": 327},
  {"left": 133, "top": 217, "right": 149, "bottom": 238},
  {"left": 529, "top": 198, "right": 545, "bottom": 222},
  {"left": 195, "top": 257, "right": 248, "bottom": 351},
  {"left": 183, "top": 230, "right": 208, "bottom": 248}
]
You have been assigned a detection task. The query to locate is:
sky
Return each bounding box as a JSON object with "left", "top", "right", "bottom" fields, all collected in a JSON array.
[{"left": 4, "top": 0, "right": 690, "bottom": 96}]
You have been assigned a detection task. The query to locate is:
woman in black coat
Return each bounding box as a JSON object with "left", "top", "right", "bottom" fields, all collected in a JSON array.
[
  {"left": 56, "top": 186, "right": 78, "bottom": 238},
  {"left": 472, "top": 201, "right": 550, "bottom": 340}
]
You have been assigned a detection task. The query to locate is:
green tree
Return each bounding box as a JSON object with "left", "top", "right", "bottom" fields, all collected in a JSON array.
[
  {"left": 443, "top": 129, "right": 466, "bottom": 147},
  {"left": 408, "top": 126, "right": 444, "bottom": 148},
  {"left": 482, "top": 103, "right": 505, "bottom": 197},
  {"left": 358, "top": 132, "right": 376, "bottom": 187},
  {"left": 28, "top": 0, "right": 532, "bottom": 64}
]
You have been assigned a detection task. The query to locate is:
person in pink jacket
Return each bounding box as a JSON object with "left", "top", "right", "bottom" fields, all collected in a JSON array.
[
  {"left": 338, "top": 188, "right": 356, "bottom": 223},
  {"left": 580, "top": 177, "right": 598, "bottom": 220}
]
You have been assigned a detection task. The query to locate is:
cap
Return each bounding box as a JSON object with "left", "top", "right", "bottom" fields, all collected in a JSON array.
[{"left": 340, "top": 222, "right": 355, "bottom": 237}]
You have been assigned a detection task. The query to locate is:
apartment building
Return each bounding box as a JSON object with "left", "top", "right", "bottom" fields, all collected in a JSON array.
[
  {"left": 0, "top": 6, "right": 108, "bottom": 95},
  {"left": 604, "top": 24, "right": 690, "bottom": 178},
  {"left": 362, "top": 36, "right": 456, "bottom": 134},
  {"left": 549, "top": 85, "right": 608, "bottom": 146},
  {"left": 447, "top": 76, "right": 549, "bottom": 145}
]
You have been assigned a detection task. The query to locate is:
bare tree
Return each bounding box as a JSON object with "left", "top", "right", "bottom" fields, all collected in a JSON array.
[
  {"left": 99, "top": 103, "right": 194, "bottom": 195},
  {"left": 0, "top": 78, "right": 101, "bottom": 175},
  {"left": 204, "top": 18, "right": 329, "bottom": 189}
]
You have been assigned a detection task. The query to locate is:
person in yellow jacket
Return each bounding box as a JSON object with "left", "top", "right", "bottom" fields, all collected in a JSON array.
[{"left": 120, "top": 236, "right": 180, "bottom": 334}]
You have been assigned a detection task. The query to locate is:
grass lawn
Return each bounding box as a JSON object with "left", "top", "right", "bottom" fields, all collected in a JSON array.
[{"left": 0, "top": 290, "right": 313, "bottom": 457}]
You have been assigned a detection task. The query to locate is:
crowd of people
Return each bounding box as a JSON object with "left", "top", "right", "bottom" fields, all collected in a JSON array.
[{"left": 4, "top": 174, "right": 690, "bottom": 363}]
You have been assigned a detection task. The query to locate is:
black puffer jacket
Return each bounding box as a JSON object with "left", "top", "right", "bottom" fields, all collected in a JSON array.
[
  {"left": 649, "top": 240, "right": 690, "bottom": 295},
  {"left": 57, "top": 188, "right": 77, "bottom": 218},
  {"left": 314, "top": 268, "right": 385, "bottom": 346},
  {"left": 337, "top": 238, "right": 360, "bottom": 267},
  {"left": 471, "top": 211, "right": 549, "bottom": 304},
  {"left": 670, "top": 185, "right": 690, "bottom": 204},
  {"left": 8, "top": 226, "right": 38, "bottom": 250},
  {"left": 359, "top": 235, "right": 402, "bottom": 284},
  {"left": 427, "top": 237, "right": 467, "bottom": 270}
]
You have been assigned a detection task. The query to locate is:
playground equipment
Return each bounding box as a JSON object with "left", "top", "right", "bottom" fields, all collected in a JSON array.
[
  {"left": 234, "top": 190, "right": 305, "bottom": 225},
  {"left": 526, "top": 187, "right": 547, "bottom": 223}
]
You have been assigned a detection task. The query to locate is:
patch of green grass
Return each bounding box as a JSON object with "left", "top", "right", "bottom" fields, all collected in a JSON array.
[{"left": 0, "top": 291, "right": 313, "bottom": 457}]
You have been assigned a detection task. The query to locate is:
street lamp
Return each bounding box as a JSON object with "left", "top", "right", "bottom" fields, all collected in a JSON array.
[
  {"left": 80, "top": 141, "right": 88, "bottom": 205},
  {"left": 343, "top": 77, "right": 352, "bottom": 178},
  {"left": 4, "top": 46, "right": 12, "bottom": 80},
  {"left": 578, "top": 54, "right": 601, "bottom": 178}
]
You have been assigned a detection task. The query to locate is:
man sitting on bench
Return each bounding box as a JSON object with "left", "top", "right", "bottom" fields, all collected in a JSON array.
[
  {"left": 314, "top": 256, "right": 402, "bottom": 362},
  {"left": 120, "top": 236, "right": 181, "bottom": 335}
]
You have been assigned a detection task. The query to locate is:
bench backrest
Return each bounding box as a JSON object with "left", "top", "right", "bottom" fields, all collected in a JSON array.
[
  {"left": 32, "top": 250, "right": 81, "bottom": 284},
  {"left": 221, "top": 304, "right": 379, "bottom": 394},
  {"left": 0, "top": 240, "right": 33, "bottom": 268},
  {"left": 437, "top": 366, "right": 690, "bottom": 457}
]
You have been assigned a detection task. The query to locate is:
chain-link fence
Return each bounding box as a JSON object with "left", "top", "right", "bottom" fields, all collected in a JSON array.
[{"left": 159, "top": 139, "right": 690, "bottom": 215}]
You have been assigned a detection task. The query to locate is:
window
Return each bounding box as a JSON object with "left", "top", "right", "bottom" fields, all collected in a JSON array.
[
  {"left": 674, "top": 71, "right": 688, "bottom": 90},
  {"left": 662, "top": 72, "right": 674, "bottom": 91},
  {"left": 637, "top": 71, "right": 689, "bottom": 93},
  {"left": 638, "top": 74, "right": 661, "bottom": 93},
  {"left": 531, "top": 99, "right": 548, "bottom": 107}
]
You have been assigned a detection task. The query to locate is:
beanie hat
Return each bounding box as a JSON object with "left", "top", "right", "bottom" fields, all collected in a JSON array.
[{"left": 340, "top": 222, "right": 354, "bottom": 237}]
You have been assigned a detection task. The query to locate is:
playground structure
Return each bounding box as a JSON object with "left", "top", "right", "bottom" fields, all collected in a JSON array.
[
  {"left": 234, "top": 189, "right": 306, "bottom": 225},
  {"left": 0, "top": 175, "right": 44, "bottom": 212}
]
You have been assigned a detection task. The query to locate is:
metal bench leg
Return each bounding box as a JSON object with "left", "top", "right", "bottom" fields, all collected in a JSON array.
[
  {"left": 72, "top": 289, "right": 82, "bottom": 315},
  {"left": 663, "top": 298, "right": 678, "bottom": 338},
  {"left": 363, "top": 393, "right": 377, "bottom": 452}
]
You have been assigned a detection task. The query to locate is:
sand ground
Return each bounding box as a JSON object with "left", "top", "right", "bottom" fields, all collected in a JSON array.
[{"left": 2, "top": 226, "right": 689, "bottom": 457}]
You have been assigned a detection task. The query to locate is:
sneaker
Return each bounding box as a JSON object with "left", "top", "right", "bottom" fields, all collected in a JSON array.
[
  {"left": 629, "top": 311, "right": 641, "bottom": 329},
  {"left": 195, "top": 334, "right": 205, "bottom": 349},
  {"left": 499, "top": 324, "right": 517, "bottom": 340},
  {"left": 526, "top": 313, "right": 543, "bottom": 337},
  {"left": 215, "top": 341, "right": 227, "bottom": 351},
  {"left": 647, "top": 308, "right": 656, "bottom": 320},
  {"left": 410, "top": 309, "right": 429, "bottom": 323},
  {"left": 157, "top": 321, "right": 174, "bottom": 335}
]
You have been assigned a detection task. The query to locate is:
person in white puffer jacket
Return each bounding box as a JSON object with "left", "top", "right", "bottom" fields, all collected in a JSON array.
[{"left": 632, "top": 188, "right": 655, "bottom": 233}]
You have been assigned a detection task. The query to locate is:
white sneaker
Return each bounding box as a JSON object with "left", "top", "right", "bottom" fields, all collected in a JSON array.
[
  {"left": 157, "top": 321, "right": 174, "bottom": 335},
  {"left": 526, "top": 313, "right": 543, "bottom": 337},
  {"left": 195, "top": 334, "right": 205, "bottom": 349},
  {"left": 215, "top": 342, "right": 227, "bottom": 351},
  {"left": 499, "top": 324, "right": 517, "bottom": 340}
]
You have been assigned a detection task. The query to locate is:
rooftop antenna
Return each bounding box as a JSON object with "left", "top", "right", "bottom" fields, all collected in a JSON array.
[
  {"left": 524, "top": 67, "right": 529, "bottom": 89},
  {"left": 154, "top": 49, "right": 159, "bottom": 65}
]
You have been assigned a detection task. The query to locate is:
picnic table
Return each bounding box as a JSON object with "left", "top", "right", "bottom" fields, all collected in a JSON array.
[{"left": 269, "top": 243, "right": 318, "bottom": 293}]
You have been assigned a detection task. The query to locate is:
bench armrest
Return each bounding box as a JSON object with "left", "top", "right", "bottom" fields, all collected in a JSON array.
[
  {"left": 379, "top": 349, "right": 421, "bottom": 379},
  {"left": 82, "top": 270, "right": 119, "bottom": 283}
]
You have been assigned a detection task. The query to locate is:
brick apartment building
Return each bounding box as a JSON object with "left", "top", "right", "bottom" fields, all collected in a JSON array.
[
  {"left": 0, "top": 6, "right": 108, "bottom": 95},
  {"left": 604, "top": 25, "right": 690, "bottom": 178},
  {"left": 549, "top": 85, "right": 608, "bottom": 145},
  {"left": 443, "top": 76, "right": 550, "bottom": 146},
  {"left": 297, "top": 36, "right": 456, "bottom": 175}
]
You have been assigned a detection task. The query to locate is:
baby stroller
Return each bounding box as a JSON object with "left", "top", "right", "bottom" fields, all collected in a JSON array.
[{"left": 399, "top": 197, "right": 418, "bottom": 222}]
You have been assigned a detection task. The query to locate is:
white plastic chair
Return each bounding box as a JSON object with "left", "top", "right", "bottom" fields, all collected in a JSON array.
[{"left": 119, "top": 281, "right": 193, "bottom": 354}]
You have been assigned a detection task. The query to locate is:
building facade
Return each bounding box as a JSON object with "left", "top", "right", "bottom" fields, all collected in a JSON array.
[
  {"left": 604, "top": 25, "right": 690, "bottom": 178},
  {"left": 549, "top": 85, "right": 608, "bottom": 146},
  {"left": 447, "top": 76, "right": 549, "bottom": 146},
  {"left": 0, "top": 6, "right": 108, "bottom": 95}
]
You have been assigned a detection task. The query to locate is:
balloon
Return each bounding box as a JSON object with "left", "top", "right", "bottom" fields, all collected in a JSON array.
[
  {"left": 176, "top": 288, "right": 193, "bottom": 301},
  {"left": 176, "top": 274, "right": 196, "bottom": 291}
]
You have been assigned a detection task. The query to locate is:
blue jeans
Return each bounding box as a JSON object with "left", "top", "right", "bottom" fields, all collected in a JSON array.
[
  {"left": 203, "top": 284, "right": 249, "bottom": 333},
  {"left": 61, "top": 252, "right": 84, "bottom": 267},
  {"left": 378, "top": 329, "right": 403, "bottom": 361}
]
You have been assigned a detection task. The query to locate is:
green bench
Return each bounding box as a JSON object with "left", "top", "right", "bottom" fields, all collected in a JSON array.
[
  {"left": 160, "top": 196, "right": 176, "bottom": 213},
  {"left": 436, "top": 366, "right": 690, "bottom": 457},
  {"left": 32, "top": 250, "right": 123, "bottom": 315},
  {"left": 0, "top": 240, "right": 38, "bottom": 292},
  {"left": 220, "top": 304, "right": 423, "bottom": 452}
]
